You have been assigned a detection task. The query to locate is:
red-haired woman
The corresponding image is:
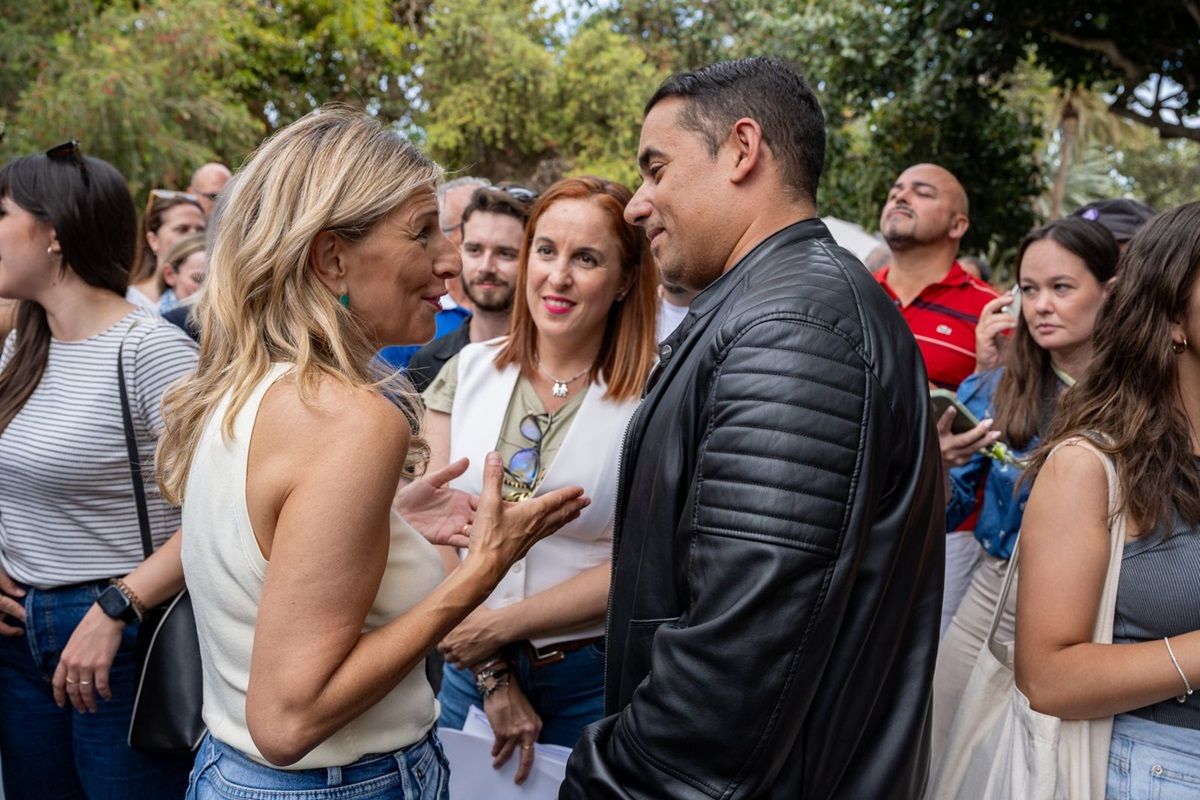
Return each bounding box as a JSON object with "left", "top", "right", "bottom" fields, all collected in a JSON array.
[{"left": 422, "top": 176, "right": 657, "bottom": 782}]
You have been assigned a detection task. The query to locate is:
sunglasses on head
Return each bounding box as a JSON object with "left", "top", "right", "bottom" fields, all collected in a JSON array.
[
  {"left": 45, "top": 139, "right": 89, "bottom": 185},
  {"left": 500, "top": 185, "right": 538, "bottom": 203},
  {"left": 151, "top": 189, "right": 202, "bottom": 204}
]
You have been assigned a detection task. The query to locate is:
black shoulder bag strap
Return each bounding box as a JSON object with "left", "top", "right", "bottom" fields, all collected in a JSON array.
[{"left": 118, "top": 328, "right": 155, "bottom": 561}]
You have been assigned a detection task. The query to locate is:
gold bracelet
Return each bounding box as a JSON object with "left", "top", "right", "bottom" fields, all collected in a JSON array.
[{"left": 110, "top": 577, "right": 147, "bottom": 620}]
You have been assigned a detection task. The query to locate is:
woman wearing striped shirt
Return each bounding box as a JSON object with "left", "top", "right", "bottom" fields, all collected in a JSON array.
[{"left": 0, "top": 144, "right": 200, "bottom": 798}]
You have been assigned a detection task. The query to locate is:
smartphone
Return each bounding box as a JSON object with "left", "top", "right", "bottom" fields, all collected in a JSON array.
[
  {"left": 1002, "top": 284, "right": 1021, "bottom": 318},
  {"left": 930, "top": 389, "right": 982, "bottom": 435}
]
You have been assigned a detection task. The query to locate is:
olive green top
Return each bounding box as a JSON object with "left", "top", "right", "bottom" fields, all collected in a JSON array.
[{"left": 423, "top": 353, "right": 588, "bottom": 501}]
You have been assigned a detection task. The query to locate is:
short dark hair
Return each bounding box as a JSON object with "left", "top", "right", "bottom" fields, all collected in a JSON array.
[
  {"left": 645, "top": 57, "right": 826, "bottom": 201},
  {"left": 461, "top": 185, "right": 533, "bottom": 230}
]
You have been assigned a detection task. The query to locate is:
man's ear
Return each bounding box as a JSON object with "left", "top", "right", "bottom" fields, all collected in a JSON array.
[
  {"left": 726, "top": 117, "right": 764, "bottom": 185},
  {"left": 948, "top": 213, "right": 970, "bottom": 243},
  {"left": 309, "top": 230, "right": 345, "bottom": 294}
]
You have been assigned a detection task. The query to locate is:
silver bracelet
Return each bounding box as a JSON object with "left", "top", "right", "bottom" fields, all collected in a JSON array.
[{"left": 1163, "top": 636, "right": 1194, "bottom": 704}]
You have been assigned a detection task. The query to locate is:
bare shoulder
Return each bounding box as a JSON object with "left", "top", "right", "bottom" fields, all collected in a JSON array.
[
  {"left": 1025, "top": 439, "right": 1111, "bottom": 535},
  {"left": 1038, "top": 439, "right": 1109, "bottom": 489},
  {"left": 256, "top": 372, "right": 411, "bottom": 468}
]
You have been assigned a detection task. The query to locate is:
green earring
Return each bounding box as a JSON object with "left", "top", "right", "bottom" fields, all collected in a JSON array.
[{"left": 339, "top": 292, "right": 350, "bottom": 309}]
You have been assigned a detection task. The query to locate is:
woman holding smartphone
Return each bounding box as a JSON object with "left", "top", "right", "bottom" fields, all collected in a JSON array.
[{"left": 930, "top": 216, "right": 1119, "bottom": 762}]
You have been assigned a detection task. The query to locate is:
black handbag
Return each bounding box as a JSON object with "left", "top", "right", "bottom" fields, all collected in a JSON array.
[{"left": 117, "top": 336, "right": 206, "bottom": 754}]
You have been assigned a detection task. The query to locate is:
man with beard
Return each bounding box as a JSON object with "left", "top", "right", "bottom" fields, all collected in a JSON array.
[
  {"left": 560, "top": 57, "right": 943, "bottom": 799},
  {"left": 407, "top": 186, "right": 533, "bottom": 392},
  {"left": 873, "top": 163, "right": 998, "bottom": 390}
]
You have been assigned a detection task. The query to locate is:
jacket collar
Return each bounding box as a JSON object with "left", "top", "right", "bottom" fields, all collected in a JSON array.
[
  {"left": 687, "top": 217, "right": 834, "bottom": 322},
  {"left": 647, "top": 218, "right": 834, "bottom": 394}
]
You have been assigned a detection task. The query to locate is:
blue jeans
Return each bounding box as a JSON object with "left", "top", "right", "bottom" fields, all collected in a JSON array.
[
  {"left": 0, "top": 580, "right": 193, "bottom": 800},
  {"left": 185, "top": 731, "right": 449, "bottom": 799},
  {"left": 1107, "top": 713, "right": 1200, "bottom": 799},
  {"left": 437, "top": 640, "right": 604, "bottom": 747}
]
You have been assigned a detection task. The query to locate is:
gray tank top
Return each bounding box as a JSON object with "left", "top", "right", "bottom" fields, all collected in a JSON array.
[{"left": 1114, "top": 510, "right": 1200, "bottom": 730}]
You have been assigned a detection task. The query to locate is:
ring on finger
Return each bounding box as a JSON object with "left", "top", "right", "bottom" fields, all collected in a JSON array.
[
  {"left": 79, "top": 680, "right": 92, "bottom": 686},
  {"left": 65, "top": 676, "right": 78, "bottom": 685},
  {"left": 521, "top": 743, "right": 533, "bottom": 750}
]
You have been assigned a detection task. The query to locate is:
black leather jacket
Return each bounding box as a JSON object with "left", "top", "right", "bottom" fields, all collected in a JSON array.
[{"left": 560, "top": 220, "right": 944, "bottom": 799}]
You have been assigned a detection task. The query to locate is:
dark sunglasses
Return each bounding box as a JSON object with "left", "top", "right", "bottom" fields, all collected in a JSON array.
[
  {"left": 505, "top": 413, "right": 551, "bottom": 493},
  {"left": 45, "top": 139, "right": 89, "bottom": 185}
]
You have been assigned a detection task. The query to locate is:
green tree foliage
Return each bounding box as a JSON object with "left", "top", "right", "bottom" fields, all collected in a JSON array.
[
  {"left": 1, "top": 0, "right": 262, "bottom": 203},
  {"left": 1118, "top": 138, "right": 1200, "bottom": 212},
  {"left": 415, "top": 0, "right": 559, "bottom": 182},
  {"left": 416, "top": 0, "right": 662, "bottom": 188},
  {"left": 742, "top": 1, "right": 1042, "bottom": 256},
  {"left": 927, "top": 2, "right": 1200, "bottom": 142},
  {"left": 230, "top": 0, "right": 429, "bottom": 130},
  {"left": 550, "top": 23, "right": 661, "bottom": 186}
]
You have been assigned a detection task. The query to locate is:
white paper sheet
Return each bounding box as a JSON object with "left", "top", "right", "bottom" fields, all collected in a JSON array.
[{"left": 439, "top": 705, "right": 572, "bottom": 797}]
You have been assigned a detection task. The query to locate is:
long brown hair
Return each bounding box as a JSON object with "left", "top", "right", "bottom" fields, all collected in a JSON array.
[
  {"left": 1026, "top": 202, "right": 1200, "bottom": 535},
  {"left": 132, "top": 191, "right": 204, "bottom": 283},
  {"left": 494, "top": 176, "right": 657, "bottom": 401},
  {"left": 0, "top": 150, "right": 137, "bottom": 436},
  {"left": 992, "top": 217, "right": 1118, "bottom": 448}
]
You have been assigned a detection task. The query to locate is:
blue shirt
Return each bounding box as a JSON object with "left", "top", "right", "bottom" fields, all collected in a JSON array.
[
  {"left": 378, "top": 306, "right": 472, "bottom": 370},
  {"left": 946, "top": 369, "right": 1038, "bottom": 560}
]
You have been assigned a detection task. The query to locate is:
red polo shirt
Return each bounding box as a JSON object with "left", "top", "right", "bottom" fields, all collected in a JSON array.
[{"left": 875, "top": 261, "right": 999, "bottom": 390}]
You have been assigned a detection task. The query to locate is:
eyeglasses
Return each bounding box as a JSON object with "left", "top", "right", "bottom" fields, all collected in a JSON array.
[
  {"left": 45, "top": 139, "right": 89, "bottom": 185},
  {"left": 504, "top": 413, "right": 550, "bottom": 496},
  {"left": 441, "top": 223, "right": 462, "bottom": 237}
]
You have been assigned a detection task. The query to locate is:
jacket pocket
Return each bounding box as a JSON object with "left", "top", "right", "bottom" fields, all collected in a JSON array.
[{"left": 622, "top": 616, "right": 681, "bottom": 691}]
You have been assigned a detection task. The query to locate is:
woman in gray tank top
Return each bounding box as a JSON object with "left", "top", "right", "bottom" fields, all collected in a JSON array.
[{"left": 1018, "top": 201, "right": 1200, "bottom": 800}]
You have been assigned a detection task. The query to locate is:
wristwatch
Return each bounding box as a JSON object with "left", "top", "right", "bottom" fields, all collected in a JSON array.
[
  {"left": 96, "top": 585, "right": 141, "bottom": 624},
  {"left": 474, "top": 664, "right": 511, "bottom": 699}
]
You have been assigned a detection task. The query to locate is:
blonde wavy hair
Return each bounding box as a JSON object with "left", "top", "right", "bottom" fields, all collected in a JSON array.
[{"left": 157, "top": 105, "right": 439, "bottom": 504}]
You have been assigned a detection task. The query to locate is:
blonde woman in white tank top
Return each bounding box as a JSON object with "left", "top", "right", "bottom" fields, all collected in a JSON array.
[{"left": 155, "top": 109, "right": 589, "bottom": 800}]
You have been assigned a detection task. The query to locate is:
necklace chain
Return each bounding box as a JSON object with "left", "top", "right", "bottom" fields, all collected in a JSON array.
[{"left": 536, "top": 358, "right": 589, "bottom": 398}]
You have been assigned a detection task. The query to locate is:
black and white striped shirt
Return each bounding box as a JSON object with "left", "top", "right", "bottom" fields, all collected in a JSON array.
[{"left": 0, "top": 310, "right": 199, "bottom": 589}]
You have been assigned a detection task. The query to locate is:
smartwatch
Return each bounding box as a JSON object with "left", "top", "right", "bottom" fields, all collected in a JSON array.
[{"left": 96, "top": 585, "right": 140, "bottom": 624}]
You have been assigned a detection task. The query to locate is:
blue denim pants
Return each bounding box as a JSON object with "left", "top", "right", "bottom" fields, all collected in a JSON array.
[
  {"left": 0, "top": 580, "right": 193, "bottom": 800},
  {"left": 437, "top": 640, "right": 604, "bottom": 747},
  {"left": 186, "top": 731, "right": 449, "bottom": 799},
  {"left": 1107, "top": 713, "right": 1200, "bottom": 799}
]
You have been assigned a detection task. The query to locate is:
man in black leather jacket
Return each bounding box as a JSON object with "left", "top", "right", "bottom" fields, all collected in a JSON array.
[{"left": 560, "top": 57, "right": 944, "bottom": 799}]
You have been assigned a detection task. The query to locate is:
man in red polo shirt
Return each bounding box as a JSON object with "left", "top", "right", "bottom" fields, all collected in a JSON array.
[
  {"left": 876, "top": 163, "right": 999, "bottom": 637},
  {"left": 875, "top": 163, "right": 998, "bottom": 390}
]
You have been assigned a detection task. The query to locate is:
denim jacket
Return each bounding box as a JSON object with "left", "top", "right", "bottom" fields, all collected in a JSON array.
[{"left": 946, "top": 369, "right": 1037, "bottom": 560}]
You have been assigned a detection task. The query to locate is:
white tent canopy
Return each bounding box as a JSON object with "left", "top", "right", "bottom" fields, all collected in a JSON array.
[{"left": 822, "top": 216, "right": 882, "bottom": 262}]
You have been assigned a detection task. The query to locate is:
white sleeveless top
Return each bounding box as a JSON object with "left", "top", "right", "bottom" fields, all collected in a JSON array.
[
  {"left": 450, "top": 341, "right": 638, "bottom": 648},
  {"left": 181, "top": 363, "right": 442, "bottom": 769}
]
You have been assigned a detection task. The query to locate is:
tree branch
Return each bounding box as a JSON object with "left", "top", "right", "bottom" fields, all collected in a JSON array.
[
  {"left": 1109, "top": 98, "right": 1200, "bottom": 142},
  {"left": 1042, "top": 28, "right": 1142, "bottom": 82}
]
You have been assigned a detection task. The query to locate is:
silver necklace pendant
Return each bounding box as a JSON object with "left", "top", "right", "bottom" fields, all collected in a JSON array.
[{"left": 552, "top": 381, "right": 569, "bottom": 398}]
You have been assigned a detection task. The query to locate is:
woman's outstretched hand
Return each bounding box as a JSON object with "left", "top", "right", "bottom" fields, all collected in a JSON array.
[
  {"left": 395, "top": 457, "right": 478, "bottom": 548},
  {"left": 464, "top": 452, "right": 589, "bottom": 577}
]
